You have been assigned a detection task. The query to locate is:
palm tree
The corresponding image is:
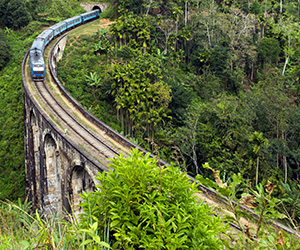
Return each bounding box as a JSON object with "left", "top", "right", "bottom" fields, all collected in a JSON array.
[
  {"left": 250, "top": 131, "right": 269, "bottom": 186},
  {"left": 85, "top": 72, "right": 101, "bottom": 100}
]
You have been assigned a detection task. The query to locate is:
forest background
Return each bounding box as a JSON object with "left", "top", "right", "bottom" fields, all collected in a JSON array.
[{"left": 0, "top": 0, "right": 300, "bottom": 235}]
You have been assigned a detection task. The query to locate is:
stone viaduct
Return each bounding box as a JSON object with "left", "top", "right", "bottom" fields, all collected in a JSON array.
[
  {"left": 23, "top": 45, "right": 108, "bottom": 216},
  {"left": 22, "top": 16, "right": 156, "bottom": 216}
]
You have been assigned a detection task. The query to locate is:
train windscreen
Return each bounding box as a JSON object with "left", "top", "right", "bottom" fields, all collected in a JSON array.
[{"left": 33, "top": 66, "right": 44, "bottom": 74}]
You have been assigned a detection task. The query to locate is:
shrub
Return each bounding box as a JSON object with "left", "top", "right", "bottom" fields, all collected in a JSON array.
[
  {"left": 79, "top": 148, "right": 228, "bottom": 249},
  {"left": 0, "top": 30, "right": 10, "bottom": 70}
]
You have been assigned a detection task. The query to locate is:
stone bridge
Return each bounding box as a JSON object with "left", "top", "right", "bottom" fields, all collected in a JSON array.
[
  {"left": 22, "top": 33, "right": 156, "bottom": 216},
  {"left": 23, "top": 47, "right": 107, "bottom": 215}
]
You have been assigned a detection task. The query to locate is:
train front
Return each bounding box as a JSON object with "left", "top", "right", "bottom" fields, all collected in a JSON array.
[{"left": 29, "top": 39, "right": 45, "bottom": 81}]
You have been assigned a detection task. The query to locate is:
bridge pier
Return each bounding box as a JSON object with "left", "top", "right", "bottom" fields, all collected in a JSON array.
[{"left": 22, "top": 84, "right": 104, "bottom": 216}]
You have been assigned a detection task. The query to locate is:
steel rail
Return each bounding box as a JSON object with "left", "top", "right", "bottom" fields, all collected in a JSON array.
[{"left": 34, "top": 80, "right": 120, "bottom": 159}]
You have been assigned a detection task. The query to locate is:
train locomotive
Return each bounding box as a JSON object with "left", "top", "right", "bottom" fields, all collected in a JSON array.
[{"left": 29, "top": 10, "right": 100, "bottom": 81}]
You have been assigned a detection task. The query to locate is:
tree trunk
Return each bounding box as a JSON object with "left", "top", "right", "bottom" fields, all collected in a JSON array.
[
  {"left": 282, "top": 36, "right": 290, "bottom": 76},
  {"left": 282, "top": 56, "right": 289, "bottom": 76},
  {"left": 175, "top": 20, "right": 178, "bottom": 52},
  {"left": 165, "top": 35, "right": 169, "bottom": 54},
  {"left": 256, "top": 156, "right": 259, "bottom": 186},
  {"left": 184, "top": 1, "right": 187, "bottom": 25},
  {"left": 151, "top": 128, "right": 154, "bottom": 152},
  {"left": 121, "top": 108, "right": 124, "bottom": 133},
  {"left": 282, "top": 131, "right": 288, "bottom": 183},
  {"left": 192, "top": 144, "right": 199, "bottom": 174},
  {"left": 296, "top": 160, "right": 300, "bottom": 179},
  {"left": 206, "top": 23, "right": 212, "bottom": 48},
  {"left": 277, "top": 116, "right": 279, "bottom": 168},
  {"left": 146, "top": 0, "right": 152, "bottom": 16},
  {"left": 283, "top": 155, "right": 288, "bottom": 183},
  {"left": 261, "top": 24, "right": 264, "bottom": 38},
  {"left": 126, "top": 110, "right": 129, "bottom": 135}
]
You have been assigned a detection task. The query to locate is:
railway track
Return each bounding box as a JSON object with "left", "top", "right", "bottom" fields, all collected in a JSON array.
[{"left": 34, "top": 79, "right": 123, "bottom": 164}]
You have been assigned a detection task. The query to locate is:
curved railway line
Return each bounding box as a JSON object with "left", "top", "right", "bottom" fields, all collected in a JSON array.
[
  {"left": 24, "top": 30, "right": 132, "bottom": 168},
  {"left": 34, "top": 80, "right": 121, "bottom": 160},
  {"left": 22, "top": 18, "right": 299, "bottom": 239}
]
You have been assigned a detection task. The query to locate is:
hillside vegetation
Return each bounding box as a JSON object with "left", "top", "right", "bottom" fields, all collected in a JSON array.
[{"left": 58, "top": 0, "right": 300, "bottom": 231}]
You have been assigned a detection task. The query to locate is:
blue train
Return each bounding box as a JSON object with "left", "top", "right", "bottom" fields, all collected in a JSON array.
[{"left": 29, "top": 10, "right": 100, "bottom": 81}]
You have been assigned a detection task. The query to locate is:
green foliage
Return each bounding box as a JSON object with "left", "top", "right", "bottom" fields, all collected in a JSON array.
[
  {"left": 107, "top": 51, "right": 171, "bottom": 141},
  {"left": 0, "top": 29, "right": 33, "bottom": 201},
  {"left": 110, "top": 13, "right": 151, "bottom": 49},
  {"left": 100, "top": 3, "right": 117, "bottom": 20},
  {"left": 0, "top": 199, "right": 110, "bottom": 249},
  {"left": 258, "top": 38, "right": 281, "bottom": 65},
  {"left": 37, "top": 0, "right": 84, "bottom": 22},
  {"left": 0, "top": 199, "right": 33, "bottom": 248},
  {"left": 79, "top": 221, "right": 110, "bottom": 249},
  {"left": 196, "top": 165, "right": 300, "bottom": 249},
  {"left": 79, "top": 148, "right": 227, "bottom": 249},
  {"left": 0, "top": 30, "right": 10, "bottom": 70},
  {"left": 250, "top": 131, "right": 269, "bottom": 186},
  {"left": 279, "top": 181, "right": 300, "bottom": 230},
  {"left": 1, "top": 0, "right": 300, "bottom": 237},
  {"left": 250, "top": 1, "right": 262, "bottom": 14},
  {"left": 0, "top": 0, "right": 31, "bottom": 29},
  {"left": 175, "top": 94, "right": 255, "bottom": 178}
]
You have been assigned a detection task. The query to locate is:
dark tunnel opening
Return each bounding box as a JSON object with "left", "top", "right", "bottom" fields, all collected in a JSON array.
[{"left": 92, "top": 6, "right": 101, "bottom": 12}]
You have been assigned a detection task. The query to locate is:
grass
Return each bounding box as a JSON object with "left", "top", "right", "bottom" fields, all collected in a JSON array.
[
  {"left": 0, "top": 199, "right": 90, "bottom": 249},
  {"left": 78, "top": 143, "right": 92, "bottom": 156},
  {"left": 49, "top": 113, "right": 64, "bottom": 131},
  {"left": 68, "top": 18, "right": 107, "bottom": 37},
  {"left": 73, "top": 112, "right": 98, "bottom": 133}
]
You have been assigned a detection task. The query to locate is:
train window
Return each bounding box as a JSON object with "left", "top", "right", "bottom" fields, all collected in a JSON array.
[{"left": 33, "top": 67, "right": 44, "bottom": 74}]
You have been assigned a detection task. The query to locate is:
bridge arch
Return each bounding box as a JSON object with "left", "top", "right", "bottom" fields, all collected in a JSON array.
[
  {"left": 30, "top": 110, "right": 39, "bottom": 153},
  {"left": 42, "top": 133, "right": 62, "bottom": 215},
  {"left": 69, "top": 163, "right": 95, "bottom": 216},
  {"left": 30, "top": 110, "right": 40, "bottom": 207}
]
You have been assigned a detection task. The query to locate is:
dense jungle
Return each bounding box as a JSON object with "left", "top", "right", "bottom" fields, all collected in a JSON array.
[{"left": 0, "top": 0, "right": 300, "bottom": 248}]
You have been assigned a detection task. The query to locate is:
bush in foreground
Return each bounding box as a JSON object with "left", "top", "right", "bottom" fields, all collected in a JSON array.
[{"left": 79, "top": 148, "right": 228, "bottom": 249}]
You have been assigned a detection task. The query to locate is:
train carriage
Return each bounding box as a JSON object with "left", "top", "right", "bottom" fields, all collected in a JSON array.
[
  {"left": 65, "top": 16, "right": 82, "bottom": 29},
  {"left": 29, "top": 10, "right": 100, "bottom": 81},
  {"left": 37, "top": 28, "right": 54, "bottom": 47},
  {"left": 50, "top": 21, "right": 67, "bottom": 37},
  {"left": 31, "top": 38, "right": 45, "bottom": 54},
  {"left": 80, "top": 10, "right": 100, "bottom": 23}
]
